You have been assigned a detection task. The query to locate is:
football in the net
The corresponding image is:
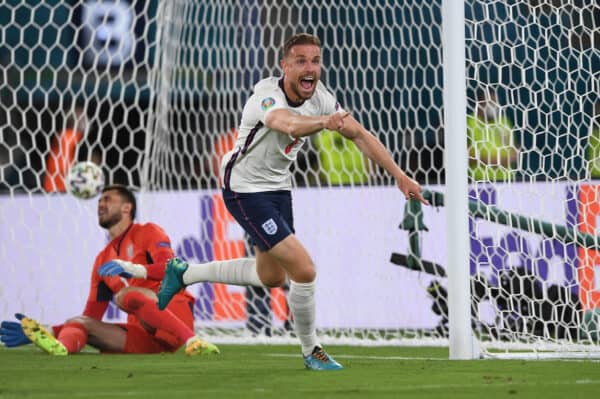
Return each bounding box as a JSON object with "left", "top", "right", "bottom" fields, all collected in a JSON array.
[{"left": 66, "top": 161, "right": 105, "bottom": 199}]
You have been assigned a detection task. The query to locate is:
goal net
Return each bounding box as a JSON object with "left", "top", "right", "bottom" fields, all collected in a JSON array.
[{"left": 1, "top": 0, "right": 599, "bottom": 356}]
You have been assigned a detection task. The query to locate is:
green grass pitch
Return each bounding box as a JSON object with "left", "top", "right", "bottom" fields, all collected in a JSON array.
[{"left": 1, "top": 345, "right": 599, "bottom": 398}]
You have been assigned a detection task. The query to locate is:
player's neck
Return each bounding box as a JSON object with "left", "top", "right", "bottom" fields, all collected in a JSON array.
[
  {"left": 279, "top": 77, "right": 305, "bottom": 107},
  {"left": 108, "top": 219, "right": 133, "bottom": 240}
]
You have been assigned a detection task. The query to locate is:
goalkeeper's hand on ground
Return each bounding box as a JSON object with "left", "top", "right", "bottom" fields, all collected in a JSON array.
[
  {"left": 98, "top": 259, "right": 147, "bottom": 279},
  {"left": 0, "top": 313, "right": 31, "bottom": 347}
]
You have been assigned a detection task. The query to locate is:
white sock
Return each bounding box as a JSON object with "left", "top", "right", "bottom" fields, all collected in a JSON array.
[
  {"left": 287, "top": 280, "right": 319, "bottom": 357},
  {"left": 182, "top": 258, "right": 265, "bottom": 287}
]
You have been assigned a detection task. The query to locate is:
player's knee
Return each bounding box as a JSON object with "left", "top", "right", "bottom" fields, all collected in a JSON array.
[
  {"left": 302, "top": 258, "right": 317, "bottom": 281},
  {"left": 65, "top": 315, "right": 93, "bottom": 327},
  {"left": 116, "top": 289, "right": 147, "bottom": 312},
  {"left": 293, "top": 267, "right": 316, "bottom": 283},
  {"left": 257, "top": 268, "right": 288, "bottom": 287},
  {"left": 113, "top": 289, "right": 128, "bottom": 308},
  {"left": 286, "top": 260, "right": 316, "bottom": 283},
  {"left": 261, "top": 275, "right": 287, "bottom": 288},
  {"left": 114, "top": 287, "right": 139, "bottom": 310},
  {"left": 294, "top": 253, "right": 317, "bottom": 282}
]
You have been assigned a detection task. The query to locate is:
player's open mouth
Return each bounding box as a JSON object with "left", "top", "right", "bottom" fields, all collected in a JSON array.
[{"left": 300, "top": 76, "right": 315, "bottom": 90}]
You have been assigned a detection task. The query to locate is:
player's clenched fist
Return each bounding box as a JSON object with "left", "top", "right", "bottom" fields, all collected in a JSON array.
[{"left": 324, "top": 111, "right": 350, "bottom": 131}]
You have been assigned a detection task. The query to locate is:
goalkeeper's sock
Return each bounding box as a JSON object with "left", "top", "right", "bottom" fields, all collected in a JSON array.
[
  {"left": 58, "top": 321, "right": 88, "bottom": 354},
  {"left": 120, "top": 291, "right": 194, "bottom": 345},
  {"left": 287, "top": 280, "right": 319, "bottom": 357},
  {"left": 184, "top": 258, "right": 265, "bottom": 287}
]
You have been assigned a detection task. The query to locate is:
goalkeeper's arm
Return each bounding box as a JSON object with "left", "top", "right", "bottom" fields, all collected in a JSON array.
[{"left": 98, "top": 255, "right": 170, "bottom": 280}]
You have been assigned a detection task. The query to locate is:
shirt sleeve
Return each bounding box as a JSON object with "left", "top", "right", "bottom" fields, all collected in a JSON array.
[
  {"left": 246, "top": 92, "right": 288, "bottom": 125},
  {"left": 135, "top": 223, "right": 176, "bottom": 281},
  {"left": 318, "top": 83, "right": 344, "bottom": 115},
  {"left": 83, "top": 254, "right": 125, "bottom": 320}
]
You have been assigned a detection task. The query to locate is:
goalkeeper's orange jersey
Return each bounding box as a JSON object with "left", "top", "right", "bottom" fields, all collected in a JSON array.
[{"left": 83, "top": 222, "right": 194, "bottom": 324}]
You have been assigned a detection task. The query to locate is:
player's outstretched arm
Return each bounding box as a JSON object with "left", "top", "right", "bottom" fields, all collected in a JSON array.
[
  {"left": 98, "top": 260, "right": 148, "bottom": 279},
  {"left": 0, "top": 313, "right": 31, "bottom": 347},
  {"left": 340, "top": 115, "right": 429, "bottom": 205},
  {"left": 98, "top": 259, "right": 172, "bottom": 281},
  {"left": 265, "top": 109, "right": 350, "bottom": 138}
]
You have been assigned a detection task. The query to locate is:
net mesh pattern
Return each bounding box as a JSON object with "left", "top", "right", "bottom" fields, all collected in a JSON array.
[{"left": 1, "top": 0, "right": 599, "bottom": 354}]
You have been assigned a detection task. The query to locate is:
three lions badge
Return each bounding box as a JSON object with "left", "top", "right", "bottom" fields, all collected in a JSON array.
[{"left": 261, "top": 218, "right": 278, "bottom": 235}]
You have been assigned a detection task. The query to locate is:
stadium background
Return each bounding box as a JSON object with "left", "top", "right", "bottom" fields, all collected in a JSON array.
[{"left": 1, "top": 0, "right": 597, "bottom": 193}]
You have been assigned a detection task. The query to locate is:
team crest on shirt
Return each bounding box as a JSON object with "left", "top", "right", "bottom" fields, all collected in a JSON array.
[
  {"left": 261, "top": 97, "right": 276, "bottom": 111},
  {"left": 261, "top": 218, "right": 278, "bottom": 235},
  {"left": 126, "top": 244, "right": 134, "bottom": 259}
]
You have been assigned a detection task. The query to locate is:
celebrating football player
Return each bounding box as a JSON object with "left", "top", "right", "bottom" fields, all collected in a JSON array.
[{"left": 96, "top": 34, "right": 426, "bottom": 370}]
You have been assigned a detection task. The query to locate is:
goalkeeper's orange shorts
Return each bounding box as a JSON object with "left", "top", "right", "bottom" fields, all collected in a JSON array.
[{"left": 119, "top": 296, "right": 194, "bottom": 354}]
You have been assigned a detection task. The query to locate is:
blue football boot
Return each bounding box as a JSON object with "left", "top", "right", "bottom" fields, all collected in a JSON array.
[{"left": 304, "top": 346, "right": 343, "bottom": 371}]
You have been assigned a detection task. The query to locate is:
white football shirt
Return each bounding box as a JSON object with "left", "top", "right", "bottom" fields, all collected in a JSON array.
[{"left": 220, "top": 76, "right": 341, "bottom": 192}]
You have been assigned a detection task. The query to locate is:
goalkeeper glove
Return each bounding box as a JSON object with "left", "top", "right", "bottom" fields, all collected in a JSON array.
[
  {"left": 0, "top": 313, "right": 31, "bottom": 347},
  {"left": 98, "top": 259, "right": 147, "bottom": 279}
]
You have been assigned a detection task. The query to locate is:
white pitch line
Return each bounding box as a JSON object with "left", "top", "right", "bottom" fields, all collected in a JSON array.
[
  {"left": 265, "top": 353, "right": 600, "bottom": 363},
  {"left": 265, "top": 353, "right": 445, "bottom": 361}
]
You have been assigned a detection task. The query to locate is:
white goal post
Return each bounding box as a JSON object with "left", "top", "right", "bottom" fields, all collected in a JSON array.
[
  {"left": 442, "top": 0, "right": 474, "bottom": 360},
  {"left": 1, "top": 1, "right": 599, "bottom": 358}
]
